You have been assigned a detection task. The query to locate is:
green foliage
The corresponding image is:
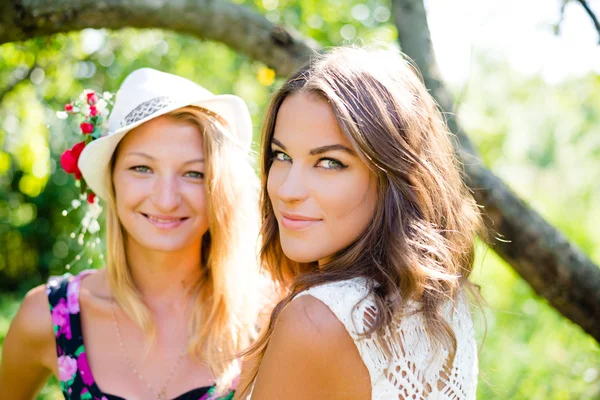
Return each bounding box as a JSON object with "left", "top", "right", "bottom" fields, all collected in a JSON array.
[
  {"left": 0, "top": 1, "right": 598, "bottom": 398},
  {"left": 459, "top": 56, "right": 600, "bottom": 399}
]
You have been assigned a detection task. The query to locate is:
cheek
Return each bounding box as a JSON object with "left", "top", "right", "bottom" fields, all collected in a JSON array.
[
  {"left": 187, "top": 185, "right": 208, "bottom": 216},
  {"left": 319, "top": 173, "right": 373, "bottom": 216},
  {"left": 114, "top": 174, "right": 150, "bottom": 208},
  {"left": 319, "top": 173, "right": 377, "bottom": 240},
  {"left": 266, "top": 166, "right": 282, "bottom": 205}
]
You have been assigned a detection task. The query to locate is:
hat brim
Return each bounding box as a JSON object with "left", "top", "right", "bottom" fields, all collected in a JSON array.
[{"left": 78, "top": 94, "right": 253, "bottom": 200}]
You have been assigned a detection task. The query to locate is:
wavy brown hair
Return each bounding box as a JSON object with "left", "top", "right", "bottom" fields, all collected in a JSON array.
[{"left": 241, "top": 46, "right": 485, "bottom": 395}]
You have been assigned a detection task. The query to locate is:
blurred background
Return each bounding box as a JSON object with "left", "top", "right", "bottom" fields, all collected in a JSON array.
[{"left": 0, "top": 0, "right": 599, "bottom": 398}]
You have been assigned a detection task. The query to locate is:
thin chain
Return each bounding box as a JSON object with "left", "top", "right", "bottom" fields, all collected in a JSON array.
[{"left": 111, "top": 300, "right": 187, "bottom": 400}]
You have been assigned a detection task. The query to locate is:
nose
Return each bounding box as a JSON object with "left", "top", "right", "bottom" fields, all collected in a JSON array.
[
  {"left": 151, "top": 174, "right": 181, "bottom": 211},
  {"left": 276, "top": 163, "right": 309, "bottom": 204}
]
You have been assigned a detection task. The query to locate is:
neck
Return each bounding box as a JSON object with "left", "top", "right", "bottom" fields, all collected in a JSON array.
[{"left": 125, "top": 238, "right": 203, "bottom": 311}]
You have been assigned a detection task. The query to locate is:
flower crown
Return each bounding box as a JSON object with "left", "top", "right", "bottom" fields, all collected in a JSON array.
[{"left": 56, "top": 89, "right": 114, "bottom": 269}]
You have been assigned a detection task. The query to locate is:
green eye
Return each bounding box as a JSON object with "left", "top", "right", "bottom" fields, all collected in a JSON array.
[
  {"left": 131, "top": 166, "right": 151, "bottom": 173},
  {"left": 272, "top": 150, "right": 291, "bottom": 162},
  {"left": 186, "top": 171, "right": 205, "bottom": 179},
  {"left": 316, "top": 158, "right": 346, "bottom": 170}
]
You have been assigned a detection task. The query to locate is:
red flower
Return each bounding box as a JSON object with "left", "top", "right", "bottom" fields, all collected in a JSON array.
[
  {"left": 89, "top": 106, "right": 98, "bottom": 116},
  {"left": 87, "top": 192, "right": 96, "bottom": 204},
  {"left": 60, "top": 142, "right": 86, "bottom": 180},
  {"left": 80, "top": 122, "right": 94, "bottom": 134},
  {"left": 86, "top": 92, "right": 98, "bottom": 105},
  {"left": 64, "top": 103, "right": 74, "bottom": 112}
]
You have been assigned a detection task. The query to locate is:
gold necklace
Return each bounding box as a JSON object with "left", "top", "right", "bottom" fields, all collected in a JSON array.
[{"left": 110, "top": 301, "right": 187, "bottom": 400}]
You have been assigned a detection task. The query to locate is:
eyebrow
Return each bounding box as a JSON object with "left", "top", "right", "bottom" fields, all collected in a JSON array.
[
  {"left": 271, "top": 138, "right": 356, "bottom": 157},
  {"left": 125, "top": 152, "right": 204, "bottom": 164}
]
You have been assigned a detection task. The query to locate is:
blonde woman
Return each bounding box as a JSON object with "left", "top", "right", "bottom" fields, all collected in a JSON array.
[
  {"left": 237, "top": 47, "right": 484, "bottom": 400},
  {"left": 0, "top": 69, "right": 261, "bottom": 400}
]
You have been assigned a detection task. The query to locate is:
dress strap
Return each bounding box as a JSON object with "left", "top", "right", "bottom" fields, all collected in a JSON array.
[
  {"left": 47, "top": 273, "right": 75, "bottom": 350},
  {"left": 46, "top": 270, "right": 99, "bottom": 398}
]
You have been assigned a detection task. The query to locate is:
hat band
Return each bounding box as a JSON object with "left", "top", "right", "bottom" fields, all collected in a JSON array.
[{"left": 120, "top": 96, "right": 179, "bottom": 129}]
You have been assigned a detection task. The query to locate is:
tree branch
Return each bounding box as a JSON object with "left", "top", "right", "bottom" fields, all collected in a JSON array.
[
  {"left": 0, "top": 0, "right": 599, "bottom": 342},
  {"left": 391, "top": 0, "right": 600, "bottom": 343},
  {"left": 0, "top": 0, "right": 318, "bottom": 76},
  {"left": 554, "top": 0, "right": 568, "bottom": 36},
  {"left": 576, "top": 0, "right": 600, "bottom": 44}
]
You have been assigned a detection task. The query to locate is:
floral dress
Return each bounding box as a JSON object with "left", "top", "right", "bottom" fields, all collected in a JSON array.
[{"left": 46, "top": 271, "right": 235, "bottom": 400}]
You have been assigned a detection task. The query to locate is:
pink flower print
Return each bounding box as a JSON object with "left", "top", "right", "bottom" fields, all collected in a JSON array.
[
  {"left": 67, "top": 277, "right": 81, "bottom": 314},
  {"left": 51, "top": 298, "right": 72, "bottom": 339},
  {"left": 57, "top": 355, "right": 77, "bottom": 381},
  {"left": 77, "top": 351, "right": 94, "bottom": 386}
]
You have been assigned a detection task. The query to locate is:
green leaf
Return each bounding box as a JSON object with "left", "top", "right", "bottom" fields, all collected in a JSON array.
[
  {"left": 80, "top": 388, "right": 92, "bottom": 400},
  {"left": 74, "top": 344, "right": 85, "bottom": 357}
]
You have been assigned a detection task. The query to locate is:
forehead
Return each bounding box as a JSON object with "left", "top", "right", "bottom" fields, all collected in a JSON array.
[
  {"left": 273, "top": 92, "right": 351, "bottom": 150},
  {"left": 117, "top": 115, "right": 204, "bottom": 158}
]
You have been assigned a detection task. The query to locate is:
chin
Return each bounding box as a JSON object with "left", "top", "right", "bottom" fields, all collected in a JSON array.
[
  {"left": 132, "top": 235, "right": 196, "bottom": 253},
  {"left": 280, "top": 240, "right": 324, "bottom": 264}
]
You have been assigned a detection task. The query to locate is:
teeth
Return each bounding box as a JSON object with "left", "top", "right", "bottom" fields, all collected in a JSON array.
[{"left": 147, "top": 216, "right": 180, "bottom": 223}]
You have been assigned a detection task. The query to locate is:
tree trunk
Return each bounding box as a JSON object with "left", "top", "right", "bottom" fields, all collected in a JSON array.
[
  {"left": 391, "top": 0, "right": 600, "bottom": 342},
  {"left": 1, "top": 0, "right": 599, "bottom": 342}
]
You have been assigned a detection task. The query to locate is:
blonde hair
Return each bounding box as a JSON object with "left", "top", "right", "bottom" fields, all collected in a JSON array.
[
  {"left": 105, "top": 106, "right": 261, "bottom": 392},
  {"left": 241, "top": 46, "right": 485, "bottom": 395}
]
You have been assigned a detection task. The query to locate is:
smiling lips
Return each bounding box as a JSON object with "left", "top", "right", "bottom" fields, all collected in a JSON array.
[
  {"left": 142, "top": 213, "right": 189, "bottom": 230},
  {"left": 279, "top": 211, "right": 322, "bottom": 231}
]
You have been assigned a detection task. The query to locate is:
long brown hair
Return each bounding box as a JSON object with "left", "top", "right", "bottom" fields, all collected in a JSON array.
[{"left": 243, "top": 46, "right": 485, "bottom": 394}]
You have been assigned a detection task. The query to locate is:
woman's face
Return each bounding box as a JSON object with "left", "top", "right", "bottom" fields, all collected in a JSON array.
[
  {"left": 112, "top": 115, "right": 209, "bottom": 254},
  {"left": 267, "top": 92, "right": 378, "bottom": 265}
]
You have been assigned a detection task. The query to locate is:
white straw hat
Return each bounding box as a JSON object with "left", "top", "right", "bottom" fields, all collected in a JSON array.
[{"left": 78, "top": 68, "right": 253, "bottom": 200}]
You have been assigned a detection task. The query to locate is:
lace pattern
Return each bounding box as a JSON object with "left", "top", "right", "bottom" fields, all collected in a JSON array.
[
  {"left": 295, "top": 278, "right": 477, "bottom": 400},
  {"left": 121, "top": 96, "right": 179, "bottom": 128}
]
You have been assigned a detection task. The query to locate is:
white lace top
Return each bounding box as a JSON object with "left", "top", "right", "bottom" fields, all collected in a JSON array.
[{"left": 295, "top": 278, "right": 478, "bottom": 399}]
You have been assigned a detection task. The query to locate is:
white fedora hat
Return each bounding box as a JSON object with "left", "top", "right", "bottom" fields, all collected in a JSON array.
[{"left": 78, "top": 68, "right": 253, "bottom": 200}]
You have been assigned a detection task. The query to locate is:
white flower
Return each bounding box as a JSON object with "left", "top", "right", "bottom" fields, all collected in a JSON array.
[
  {"left": 103, "top": 91, "right": 113, "bottom": 100},
  {"left": 89, "top": 202, "right": 103, "bottom": 218},
  {"left": 96, "top": 99, "right": 108, "bottom": 113},
  {"left": 56, "top": 111, "right": 68, "bottom": 120},
  {"left": 71, "top": 199, "right": 81, "bottom": 209},
  {"left": 88, "top": 219, "right": 100, "bottom": 234},
  {"left": 82, "top": 213, "right": 91, "bottom": 229},
  {"left": 79, "top": 89, "right": 94, "bottom": 103},
  {"left": 81, "top": 104, "right": 91, "bottom": 116}
]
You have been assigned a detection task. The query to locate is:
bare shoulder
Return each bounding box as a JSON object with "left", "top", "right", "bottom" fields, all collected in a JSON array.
[
  {"left": 2, "top": 283, "right": 56, "bottom": 372},
  {"left": 250, "top": 294, "right": 370, "bottom": 400},
  {"left": 0, "top": 284, "right": 56, "bottom": 396},
  {"left": 12, "top": 284, "right": 54, "bottom": 347},
  {"left": 80, "top": 267, "right": 109, "bottom": 296},
  {"left": 277, "top": 294, "right": 348, "bottom": 345},
  {"left": 79, "top": 268, "right": 112, "bottom": 313}
]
